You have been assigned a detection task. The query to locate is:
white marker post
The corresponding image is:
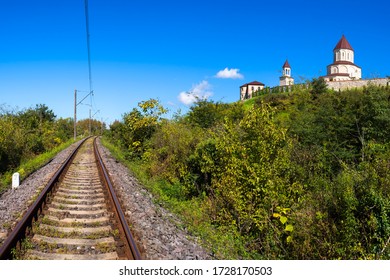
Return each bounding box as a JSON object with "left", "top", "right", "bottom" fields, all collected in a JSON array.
[{"left": 12, "top": 172, "right": 20, "bottom": 189}]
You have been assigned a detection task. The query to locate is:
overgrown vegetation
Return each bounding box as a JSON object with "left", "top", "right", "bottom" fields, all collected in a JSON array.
[
  {"left": 0, "top": 104, "right": 103, "bottom": 194},
  {"left": 104, "top": 81, "right": 390, "bottom": 259}
]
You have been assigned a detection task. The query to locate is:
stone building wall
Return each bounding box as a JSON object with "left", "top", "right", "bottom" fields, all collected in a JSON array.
[{"left": 326, "top": 78, "right": 389, "bottom": 91}]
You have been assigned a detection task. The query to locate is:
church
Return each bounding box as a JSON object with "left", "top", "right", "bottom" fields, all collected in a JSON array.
[
  {"left": 239, "top": 35, "right": 374, "bottom": 101},
  {"left": 322, "top": 35, "right": 362, "bottom": 81}
]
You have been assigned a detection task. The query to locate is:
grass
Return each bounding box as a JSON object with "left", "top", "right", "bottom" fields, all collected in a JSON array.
[
  {"left": 34, "top": 224, "right": 110, "bottom": 240},
  {"left": 2, "top": 221, "right": 12, "bottom": 230},
  {"left": 96, "top": 242, "right": 116, "bottom": 253},
  {"left": 0, "top": 138, "right": 77, "bottom": 194},
  {"left": 100, "top": 137, "right": 259, "bottom": 259},
  {"left": 10, "top": 237, "right": 34, "bottom": 259},
  {"left": 242, "top": 96, "right": 258, "bottom": 110}
]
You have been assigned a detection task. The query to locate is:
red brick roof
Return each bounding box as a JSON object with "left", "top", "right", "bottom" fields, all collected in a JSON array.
[
  {"left": 282, "top": 60, "right": 291, "bottom": 68},
  {"left": 334, "top": 35, "right": 354, "bottom": 51},
  {"left": 240, "top": 81, "right": 265, "bottom": 87}
]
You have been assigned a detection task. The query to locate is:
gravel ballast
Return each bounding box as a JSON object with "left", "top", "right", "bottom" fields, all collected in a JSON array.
[
  {"left": 0, "top": 138, "right": 211, "bottom": 260},
  {"left": 95, "top": 138, "right": 211, "bottom": 260},
  {"left": 0, "top": 140, "right": 84, "bottom": 245}
]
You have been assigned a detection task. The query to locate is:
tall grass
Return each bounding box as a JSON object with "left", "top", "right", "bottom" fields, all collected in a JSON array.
[{"left": 0, "top": 138, "right": 76, "bottom": 194}]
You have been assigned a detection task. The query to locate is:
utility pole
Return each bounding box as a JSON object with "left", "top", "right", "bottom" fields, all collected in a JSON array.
[
  {"left": 74, "top": 89, "right": 93, "bottom": 139},
  {"left": 74, "top": 89, "right": 77, "bottom": 140},
  {"left": 90, "top": 110, "right": 100, "bottom": 136},
  {"left": 89, "top": 108, "right": 92, "bottom": 136}
]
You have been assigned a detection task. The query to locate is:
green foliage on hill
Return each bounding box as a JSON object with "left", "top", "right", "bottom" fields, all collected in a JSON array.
[{"left": 105, "top": 82, "right": 390, "bottom": 259}]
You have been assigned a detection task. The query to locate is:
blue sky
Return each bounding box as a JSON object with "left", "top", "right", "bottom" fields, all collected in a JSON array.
[{"left": 0, "top": 0, "right": 389, "bottom": 124}]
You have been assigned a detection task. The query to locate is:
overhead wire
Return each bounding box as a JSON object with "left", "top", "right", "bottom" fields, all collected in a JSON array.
[
  {"left": 84, "top": 0, "right": 102, "bottom": 126},
  {"left": 84, "top": 0, "right": 93, "bottom": 102}
]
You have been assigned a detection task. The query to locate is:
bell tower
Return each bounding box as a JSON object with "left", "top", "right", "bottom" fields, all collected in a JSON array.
[{"left": 279, "top": 60, "right": 294, "bottom": 86}]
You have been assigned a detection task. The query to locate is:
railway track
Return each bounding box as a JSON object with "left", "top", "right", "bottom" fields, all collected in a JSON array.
[{"left": 0, "top": 137, "right": 141, "bottom": 260}]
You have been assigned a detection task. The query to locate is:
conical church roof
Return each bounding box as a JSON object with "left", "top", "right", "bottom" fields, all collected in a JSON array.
[
  {"left": 282, "top": 60, "right": 291, "bottom": 68},
  {"left": 333, "top": 35, "right": 354, "bottom": 51}
]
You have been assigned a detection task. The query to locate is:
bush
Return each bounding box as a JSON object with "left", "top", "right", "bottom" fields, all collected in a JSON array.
[{"left": 105, "top": 87, "right": 390, "bottom": 259}]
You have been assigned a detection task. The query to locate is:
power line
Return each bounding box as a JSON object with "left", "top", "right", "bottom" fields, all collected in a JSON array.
[
  {"left": 73, "top": 1, "right": 97, "bottom": 139},
  {"left": 84, "top": 0, "right": 94, "bottom": 135},
  {"left": 84, "top": 0, "right": 93, "bottom": 98}
]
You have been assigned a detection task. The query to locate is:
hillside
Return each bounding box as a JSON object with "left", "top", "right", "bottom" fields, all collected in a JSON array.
[{"left": 105, "top": 83, "right": 390, "bottom": 259}]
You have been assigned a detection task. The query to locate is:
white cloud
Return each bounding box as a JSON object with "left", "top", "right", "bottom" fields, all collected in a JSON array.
[
  {"left": 215, "top": 67, "right": 244, "bottom": 79},
  {"left": 178, "top": 92, "right": 198, "bottom": 106},
  {"left": 178, "top": 80, "right": 213, "bottom": 106}
]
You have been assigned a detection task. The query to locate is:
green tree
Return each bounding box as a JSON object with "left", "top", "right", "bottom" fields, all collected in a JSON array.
[
  {"left": 0, "top": 114, "right": 24, "bottom": 172},
  {"left": 310, "top": 77, "right": 328, "bottom": 96},
  {"left": 54, "top": 118, "right": 74, "bottom": 142},
  {"left": 186, "top": 100, "right": 227, "bottom": 129},
  {"left": 122, "top": 99, "right": 167, "bottom": 158}
]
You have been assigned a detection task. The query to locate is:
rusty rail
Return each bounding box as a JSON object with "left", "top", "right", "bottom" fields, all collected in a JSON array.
[
  {"left": 93, "top": 137, "right": 141, "bottom": 260},
  {"left": 0, "top": 138, "right": 88, "bottom": 259}
]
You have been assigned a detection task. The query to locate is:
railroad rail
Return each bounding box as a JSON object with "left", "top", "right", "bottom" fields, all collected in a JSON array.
[{"left": 0, "top": 137, "right": 141, "bottom": 260}]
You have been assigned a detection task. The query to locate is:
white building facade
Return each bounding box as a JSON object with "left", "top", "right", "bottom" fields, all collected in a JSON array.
[
  {"left": 323, "top": 35, "right": 362, "bottom": 81},
  {"left": 240, "top": 81, "right": 265, "bottom": 100},
  {"left": 279, "top": 60, "right": 294, "bottom": 86}
]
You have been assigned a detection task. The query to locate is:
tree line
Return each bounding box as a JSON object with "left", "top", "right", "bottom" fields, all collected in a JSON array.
[{"left": 0, "top": 104, "right": 104, "bottom": 193}]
